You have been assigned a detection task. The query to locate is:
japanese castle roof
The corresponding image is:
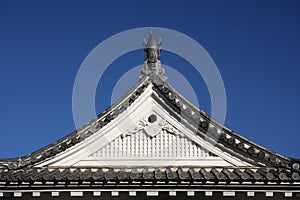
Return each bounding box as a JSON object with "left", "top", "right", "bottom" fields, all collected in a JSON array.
[{"left": 0, "top": 32, "right": 299, "bottom": 189}]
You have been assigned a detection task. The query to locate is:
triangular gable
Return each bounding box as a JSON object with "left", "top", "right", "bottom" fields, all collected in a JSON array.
[
  {"left": 35, "top": 82, "right": 252, "bottom": 168},
  {"left": 75, "top": 119, "right": 225, "bottom": 167},
  {"left": 1, "top": 77, "right": 295, "bottom": 172}
]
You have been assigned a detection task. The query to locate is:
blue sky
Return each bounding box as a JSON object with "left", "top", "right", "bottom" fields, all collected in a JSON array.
[{"left": 0, "top": 0, "right": 300, "bottom": 159}]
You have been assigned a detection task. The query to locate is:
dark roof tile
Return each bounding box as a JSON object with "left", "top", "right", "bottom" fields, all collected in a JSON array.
[{"left": 0, "top": 167, "right": 298, "bottom": 186}]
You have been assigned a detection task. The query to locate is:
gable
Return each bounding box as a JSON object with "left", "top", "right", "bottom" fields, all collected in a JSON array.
[
  {"left": 36, "top": 83, "right": 252, "bottom": 168},
  {"left": 1, "top": 77, "right": 293, "bottom": 171},
  {"left": 76, "top": 119, "right": 222, "bottom": 167}
]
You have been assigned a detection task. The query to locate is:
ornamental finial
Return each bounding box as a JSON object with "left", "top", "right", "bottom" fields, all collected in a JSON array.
[
  {"left": 143, "top": 30, "right": 162, "bottom": 51},
  {"left": 141, "top": 30, "right": 167, "bottom": 83},
  {"left": 142, "top": 30, "right": 162, "bottom": 62}
]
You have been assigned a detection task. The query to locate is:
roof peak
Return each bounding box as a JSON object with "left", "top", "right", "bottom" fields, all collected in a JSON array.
[{"left": 141, "top": 30, "right": 167, "bottom": 84}]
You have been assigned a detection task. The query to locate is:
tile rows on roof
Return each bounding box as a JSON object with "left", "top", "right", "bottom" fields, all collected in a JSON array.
[{"left": 0, "top": 167, "right": 299, "bottom": 184}]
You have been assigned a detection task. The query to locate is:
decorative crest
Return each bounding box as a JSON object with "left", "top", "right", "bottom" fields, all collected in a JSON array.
[
  {"left": 143, "top": 30, "right": 162, "bottom": 51},
  {"left": 141, "top": 30, "right": 167, "bottom": 83}
]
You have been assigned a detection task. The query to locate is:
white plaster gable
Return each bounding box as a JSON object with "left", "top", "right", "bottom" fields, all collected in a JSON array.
[
  {"left": 36, "top": 83, "right": 252, "bottom": 168},
  {"left": 75, "top": 119, "right": 220, "bottom": 167}
]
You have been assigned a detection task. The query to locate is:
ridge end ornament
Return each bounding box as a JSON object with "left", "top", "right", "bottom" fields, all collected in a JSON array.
[
  {"left": 140, "top": 30, "right": 167, "bottom": 83},
  {"left": 124, "top": 118, "right": 183, "bottom": 138}
]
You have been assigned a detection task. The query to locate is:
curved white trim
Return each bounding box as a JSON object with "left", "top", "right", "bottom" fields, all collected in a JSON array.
[{"left": 37, "top": 84, "right": 252, "bottom": 167}]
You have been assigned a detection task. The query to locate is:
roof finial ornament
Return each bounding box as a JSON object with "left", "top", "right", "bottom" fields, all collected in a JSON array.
[
  {"left": 143, "top": 30, "right": 162, "bottom": 52},
  {"left": 141, "top": 30, "right": 167, "bottom": 84}
]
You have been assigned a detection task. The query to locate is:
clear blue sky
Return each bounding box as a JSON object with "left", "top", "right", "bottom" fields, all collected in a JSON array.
[{"left": 0, "top": 0, "right": 300, "bottom": 159}]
